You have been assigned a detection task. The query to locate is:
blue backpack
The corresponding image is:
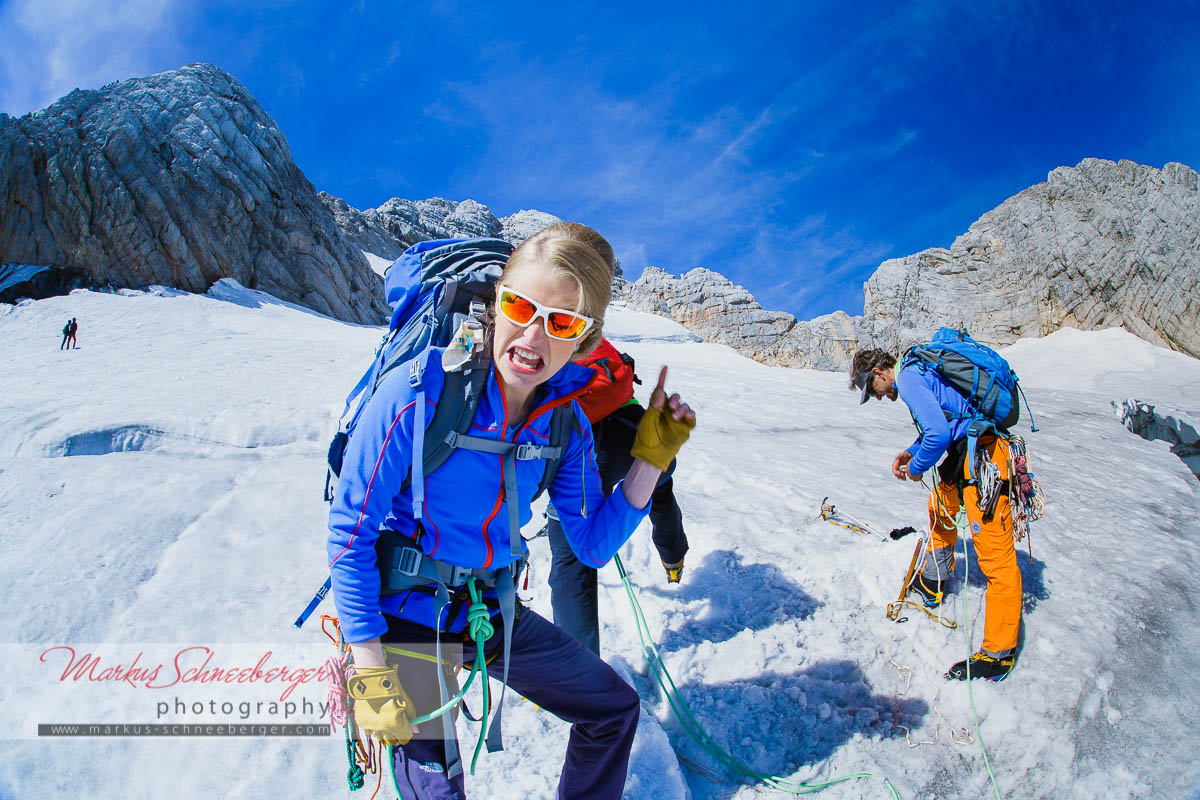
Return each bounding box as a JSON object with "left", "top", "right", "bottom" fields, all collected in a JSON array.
[
  {"left": 902, "top": 327, "right": 1037, "bottom": 476},
  {"left": 323, "top": 236, "right": 507, "bottom": 499},
  {"left": 298, "top": 237, "right": 580, "bottom": 629}
]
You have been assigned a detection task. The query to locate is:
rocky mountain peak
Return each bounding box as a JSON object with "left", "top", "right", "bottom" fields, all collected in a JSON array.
[
  {"left": 0, "top": 63, "right": 386, "bottom": 323},
  {"left": 622, "top": 158, "right": 1200, "bottom": 369}
]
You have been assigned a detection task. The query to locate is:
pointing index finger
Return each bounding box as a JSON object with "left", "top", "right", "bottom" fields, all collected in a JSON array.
[{"left": 655, "top": 365, "right": 668, "bottom": 394}]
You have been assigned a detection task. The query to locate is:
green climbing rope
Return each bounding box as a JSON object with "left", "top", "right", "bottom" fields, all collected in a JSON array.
[
  {"left": 383, "top": 576, "right": 496, "bottom": 794},
  {"left": 953, "top": 509, "right": 1005, "bottom": 800},
  {"left": 614, "top": 554, "right": 901, "bottom": 798},
  {"left": 344, "top": 726, "right": 365, "bottom": 790}
]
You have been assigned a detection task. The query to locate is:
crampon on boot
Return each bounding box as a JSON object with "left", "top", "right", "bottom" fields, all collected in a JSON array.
[
  {"left": 908, "top": 574, "right": 945, "bottom": 608},
  {"left": 946, "top": 650, "right": 1015, "bottom": 681},
  {"left": 662, "top": 559, "right": 684, "bottom": 584}
]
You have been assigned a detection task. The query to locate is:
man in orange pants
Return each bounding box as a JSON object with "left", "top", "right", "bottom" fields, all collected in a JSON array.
[{"left": 850, "top": 347, "right": 1022, "bottom": 681}]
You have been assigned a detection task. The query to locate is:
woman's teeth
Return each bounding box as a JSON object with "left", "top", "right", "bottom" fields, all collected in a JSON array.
[{"left": 511, "top": 347, "right": 542, "bottom": 369}]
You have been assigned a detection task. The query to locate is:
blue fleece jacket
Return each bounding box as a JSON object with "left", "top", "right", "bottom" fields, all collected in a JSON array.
[
  {"left": 895, "top": 364, "right": 974, "bottom": 477},
  {"left": 327, "top": 349, "right": 650, "bottom": 644}
]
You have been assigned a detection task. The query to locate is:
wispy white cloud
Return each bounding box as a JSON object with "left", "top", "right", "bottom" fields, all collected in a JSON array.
[
  {"left": 0, "top": 0, "right": 189, "bottom": 115},
  {"left": 417, "top": 25, "right": 924, "bottom": 317}
]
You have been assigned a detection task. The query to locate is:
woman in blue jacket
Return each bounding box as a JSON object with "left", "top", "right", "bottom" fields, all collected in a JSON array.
[{"left": 327, "top": 222, "right": 696, "bottom": 799}]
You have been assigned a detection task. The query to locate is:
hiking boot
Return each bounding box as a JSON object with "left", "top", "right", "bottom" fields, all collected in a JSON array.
[
  {"left": 946, "top": 651, "right": 1015, "bottom": 681},
  {"left": 908, "top": 574, "right": 944, "bottom": 608},
  {"left": 662, "top": 558, "right": 684, "bottom": 584}
]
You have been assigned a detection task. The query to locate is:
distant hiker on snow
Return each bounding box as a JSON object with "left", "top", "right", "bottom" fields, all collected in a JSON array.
[
  {"left": 60, "top": 318, "right": 77, "bottom": 349},
  {"left": 326, "top": 222, "right": 697, "bottom": 798},
  {"left": 851, "top": 346, "right": 1024, "bottom": 681}
]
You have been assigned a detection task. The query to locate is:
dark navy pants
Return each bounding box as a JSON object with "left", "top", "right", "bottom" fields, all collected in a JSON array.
[
  {"left": 386, "top": 608, "right": 640, "bottom": 799},
  {"left": 548, "top": 403, "right": 688, "bottom": 655}
]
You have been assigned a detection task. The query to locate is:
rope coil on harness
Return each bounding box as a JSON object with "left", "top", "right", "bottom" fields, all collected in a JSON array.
[
  {"left": 399, "top": 577, "right": 496, "bottom": 773},
  {"left": 324, "top": 577, "right": 502, "bottom": 795}
]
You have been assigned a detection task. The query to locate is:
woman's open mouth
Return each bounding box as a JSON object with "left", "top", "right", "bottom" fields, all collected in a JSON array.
[{"left": 507, "top": 345, "right": 544, "bottom": 374}]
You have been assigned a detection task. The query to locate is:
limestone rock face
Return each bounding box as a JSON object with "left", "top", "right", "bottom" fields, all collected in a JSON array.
[
  {"left": 621, "top": 158, "right": 1200, "bottom": 368},
  {"left": 616, "top": 266, "right": 795, "bottom": 347},
  {"left": 860, "top": 158, "right": 1200, "bottom": 358},
  {"left": 501, "top": 210, "right": 562, "bottom": 247},
  {"left": 0, "top": 63, "right": 386, "bottom": 324},
  {"left": 615, "top": 267, "right": 862, "bottom": 370},
  {"left": 318, "top": 193, "right": 413, "bottom": 261},
  {"left": 322, "top": 194, "right": 536, "bottom": 259}
]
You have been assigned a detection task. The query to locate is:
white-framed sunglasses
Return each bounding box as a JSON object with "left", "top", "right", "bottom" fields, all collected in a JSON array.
[{"left": 496, "top": 285, "right": 595, "bottom": 341}]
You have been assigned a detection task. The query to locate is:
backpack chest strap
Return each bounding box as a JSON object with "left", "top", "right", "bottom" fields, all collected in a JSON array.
[{"left": 443, "top": 432, "right": 563, "bottom": 558}]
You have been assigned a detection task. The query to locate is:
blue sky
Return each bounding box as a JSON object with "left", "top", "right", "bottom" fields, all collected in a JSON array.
[{"left": 2, "top": 1, "right": 1198, "bottom": 320}]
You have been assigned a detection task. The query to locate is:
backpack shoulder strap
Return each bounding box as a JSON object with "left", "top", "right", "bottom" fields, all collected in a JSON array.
[
  {"left": 400, "top": 362, "right": 489, "bottom": 494},
  {"left": 534, "top": 403, "right": 583, "bottom": 503}
]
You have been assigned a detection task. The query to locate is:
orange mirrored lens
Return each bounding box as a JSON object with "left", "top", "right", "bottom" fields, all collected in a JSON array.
[
  {"left": 499, "top": 288, "right": 591, "bottom": 340},
  {"left": 499, "top": 291, "right": 536, "bottom": 324},
  {"left": 546, "top": 312, "right": 588, "bottom": 339}
]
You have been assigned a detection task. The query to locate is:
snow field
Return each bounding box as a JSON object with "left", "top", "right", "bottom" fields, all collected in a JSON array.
[{"left": 1, "top": 289, "right": 1198, "bottom": 799}]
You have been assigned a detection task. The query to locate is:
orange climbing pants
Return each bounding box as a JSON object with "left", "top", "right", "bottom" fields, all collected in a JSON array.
[{"left": 926, "top": 435, "right": 1022, "bottom": 656}]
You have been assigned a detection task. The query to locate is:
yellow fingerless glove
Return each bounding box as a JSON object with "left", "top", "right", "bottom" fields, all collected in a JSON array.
[
  {"left": 630, "top": 405, "right": 696, "bottom": 471},
  {"left": 349, "top": 665, "right": 416, "bottom": 746}
]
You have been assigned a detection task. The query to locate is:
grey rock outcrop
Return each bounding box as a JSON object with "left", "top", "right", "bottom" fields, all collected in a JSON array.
[
  {"left": 323, "top": 194, "right": 560, "bottom": 261},
  {"left": 615, "top": 267, "right": 861, "bottom": 370},
  {"left": 861, "top": 158, "right": 1200, "bottom": 359},
  {"left": 621, "top": 158, "right": 1200, "bottom": 368},
  {"left": 616, "top": 267, "right": 795, "bottom": 348},
  {"left": 0, "top": 63, "right": 386, "bottom": 323},
  {"left": 501, "top": 210, "right": 562, "bottom": 247}
]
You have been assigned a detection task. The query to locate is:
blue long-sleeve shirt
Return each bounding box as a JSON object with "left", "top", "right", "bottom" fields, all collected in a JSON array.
[
  {"left": 327, "top": 348, "right": 650, "bottom": 643},
  {"left": 895, "top": 364, "right": 974, "bottom": 477}
]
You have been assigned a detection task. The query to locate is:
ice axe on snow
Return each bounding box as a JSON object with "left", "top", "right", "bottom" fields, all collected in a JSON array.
[
  {"left": 817, "top": 497, "right": 916, "bottom": 542},
  {"left": 817, "top": 497, "right": 886, "bottom": 541},
  {"left": 886, "top": 532, "right": 957, "bottom": 630}
]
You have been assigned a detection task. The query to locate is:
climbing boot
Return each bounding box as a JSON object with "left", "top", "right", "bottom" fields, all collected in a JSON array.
[
  {"left": 662, "top": 558, "right": 684, "bottom": 584},
  {"left": 946, "top": 650, "right": 1015, "bottom": 681},
  {"left": 908, "top": 574, "right": 944, "bottom": 608}
]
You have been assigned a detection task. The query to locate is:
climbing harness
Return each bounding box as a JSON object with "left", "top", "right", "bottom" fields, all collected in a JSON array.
[
  {"left": 818, "top": 497, "right": 888, "bottom": 542},
  {"left": 614, "top": 554, "right": 902, "bottom": 799}
]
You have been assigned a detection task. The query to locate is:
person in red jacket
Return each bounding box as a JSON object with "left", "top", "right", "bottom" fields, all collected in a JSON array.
[{"left": 542, "top": 337, "right": 690, "bottom": 655}]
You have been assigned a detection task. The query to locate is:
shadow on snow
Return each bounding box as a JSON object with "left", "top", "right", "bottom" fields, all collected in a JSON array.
[
  {"left": 645, "top": 549, "right": 820, "bottom": 654},
  {"left": 634, "top": 659, "right": 927, "bottom": 798}
]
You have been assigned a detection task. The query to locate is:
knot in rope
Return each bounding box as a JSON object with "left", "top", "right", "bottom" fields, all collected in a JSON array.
[
  {"left": 344, "top": 732, "right": 365, "bottom": 790},
  {"left": 466, "top": 577, "right": 494, "bottom": 643}
]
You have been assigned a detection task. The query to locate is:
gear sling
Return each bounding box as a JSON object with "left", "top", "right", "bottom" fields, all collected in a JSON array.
[{"left": 295, "top": 238, "right": 582, "bottom": 777}]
